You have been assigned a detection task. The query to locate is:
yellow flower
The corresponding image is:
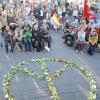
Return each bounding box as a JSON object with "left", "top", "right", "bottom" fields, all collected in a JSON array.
[
  {"left": 46, "top": 76, "right": 52, "bottom": 81},
  {"left": 9, "top": 96, "right": 14, "bottom": 100}
]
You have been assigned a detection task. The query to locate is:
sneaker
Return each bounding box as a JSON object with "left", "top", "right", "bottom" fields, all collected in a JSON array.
[
  {"left": 75, "top": 50, "right": 78, "bottom": 53},
  {"left": 81, "top": 51, "right": 83, "bottom": 54},
  {"left": 45, "top": 46, "right": 50, "bottom": 51},
  {"left": 18, "top": 48, "right": 21, "bottom": 51}
]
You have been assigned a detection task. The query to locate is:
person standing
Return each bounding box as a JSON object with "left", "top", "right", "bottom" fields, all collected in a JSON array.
[
  {"left": 0, "top": 26, "right": 3, "bottom": 48},
  {"left": 62, "top": 4, "right": 66, "bottom": 18},
  {"left": 0, "top": 10, "right": 3, "bottom": 47},
  {"left": 9, "top": 29, "right": 15, "bottom": 52},
  {"left": 57, "top": 6, "right": 62, "bottom": 17},
  {"left": 72, "top": 4, "right": 79, "bottom": 17},
  {"left": 4, "top": 26, "right": 10, "bottom": 53},
  {"left": 2, "top": 10, "right": 8, "bottom": 36}
]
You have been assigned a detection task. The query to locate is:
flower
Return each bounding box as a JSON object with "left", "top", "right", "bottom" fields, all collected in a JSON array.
[
  {"left": 5, "top": 94, "right": 9, "bottom": 98},
  {"left": 46, "top": 76, "right": 52, "bottom": 81},
  {"left": 3, "top": 58, "right": 97, "bottom": 100}
]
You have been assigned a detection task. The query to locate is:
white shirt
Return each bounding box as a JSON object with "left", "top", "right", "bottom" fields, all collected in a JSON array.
[
  {"left": 73, "top": 10, "right": 78, "bottom": 17},
  {"left": 58, "top": 8, "right": 62, "bottom": 15},
  {"left": 40, "top": 10, "right": 43, "bottom": 17},
  {"left": 48, "top": 0, "right": 51, "bottom": 3},
  {"left": 63, "top": 6, "right": 66, "bottom": 13},
  {"left": 26, "top": 7, "right": 31, "bottom": 15},
  {"left": 78, "top": 31, "right": 86, "bottom": 42}
]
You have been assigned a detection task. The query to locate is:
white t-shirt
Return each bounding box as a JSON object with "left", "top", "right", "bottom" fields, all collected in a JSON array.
[
  {"left": 58, "top": 8, "right": 62, "bottom": 15},
  {"left": 78, "top": 31, "right": 86, "bottom": 42},
  {"left": 40, "top": 10, "right": 43, "bottom": 17},
  {"left": 48, "top": 0, "right": 51, "bottom": 3},
  {"left": 26, "top": 7, "right": 31, "bottom": 15},
  {"left": 63, "top": 7, "right": 66, "bottom": 13},
  {"left": 73, "top": 10, "right": 78, "bottom": 17}
]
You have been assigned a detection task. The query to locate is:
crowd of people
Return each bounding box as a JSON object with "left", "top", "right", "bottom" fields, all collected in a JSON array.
[
  {"left": 0, "top": 0, "right": 100, "bottom": 56},
  {"left": 61, "top": 1, "right": 100, "bottom": 55},
  {"left": 0, "top": 0, "right": 52, "bottom": 53}
]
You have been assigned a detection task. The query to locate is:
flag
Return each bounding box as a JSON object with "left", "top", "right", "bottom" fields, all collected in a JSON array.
[
  {"left": 52, "top": 13, "right": 61, "bottom": 27},
  {"left": 83, "top": 0, "right": 90, "bottom": 19},
  {"left": 51, "top": 17, "right": 58, "bottom": 30}
]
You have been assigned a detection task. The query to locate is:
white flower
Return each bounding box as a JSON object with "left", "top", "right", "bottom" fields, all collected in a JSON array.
[
  {"left": 92, "top": 84, "right": 96, "bottom": 89},
  {"left": 88, "top": 73, "right": 92, "bottom": 77},
  {"left": 4, "top": 75, "right": 7, "bottom": 78},
  {"left": 44, "top": 72, "right": 49, "bottom": 75},
  {"left": 22, "top": 61, "right": 25, "bottom": 64},
  {"left": 50, "top": 96, "right": 53, "bottom": 100},
  {"left": 5, "top": 94, "right": 9, "bottom": 98},
  {"left": 80, "top": 67, "right": 85, "bottom": 70},
  {"left": 93, "top": 94, "right": 96, "bottom": 99},
  {"left": 31, "top": 59, "right": 35, "bottom": 62},
  {"left": 11, "top": 66, "right": 14, "bottom": 69}
]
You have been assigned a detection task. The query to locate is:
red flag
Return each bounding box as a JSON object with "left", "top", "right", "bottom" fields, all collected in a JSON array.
[{"left": 83, "top": 0, "right": 90, "bottom": 19}]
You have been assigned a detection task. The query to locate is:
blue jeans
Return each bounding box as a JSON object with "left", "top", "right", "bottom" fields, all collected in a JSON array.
[
  {"left": 88, "top": 44, "right": 95, "bottom": 55},
  {"left": 5, "top": 41, "right": 9, "bottom": 53},
  {"left": 24, "top": 38, "right": 32, "bottom": 52}
]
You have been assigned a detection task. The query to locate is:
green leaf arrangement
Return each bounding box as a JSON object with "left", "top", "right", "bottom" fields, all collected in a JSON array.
[{"left": 3, "top": 58, "right": 96, "bottom": 100}]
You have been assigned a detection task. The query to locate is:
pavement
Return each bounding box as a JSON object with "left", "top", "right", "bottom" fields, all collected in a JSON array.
[{"left": 0, "top": 30, "right": 100, "bottom": 100}]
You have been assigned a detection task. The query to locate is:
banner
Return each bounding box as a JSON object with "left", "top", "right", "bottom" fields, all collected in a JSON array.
[
  {"left": 53, "top": 13, "right": 61, "bottom": 27},
  {"left": 83, "top": 0, "right": 90, "bottom": 19}
]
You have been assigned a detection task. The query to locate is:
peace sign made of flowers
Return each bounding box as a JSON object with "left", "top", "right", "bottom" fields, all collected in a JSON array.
[{"left": 3, "top": 58, "right": 96, "bottom": 100}]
